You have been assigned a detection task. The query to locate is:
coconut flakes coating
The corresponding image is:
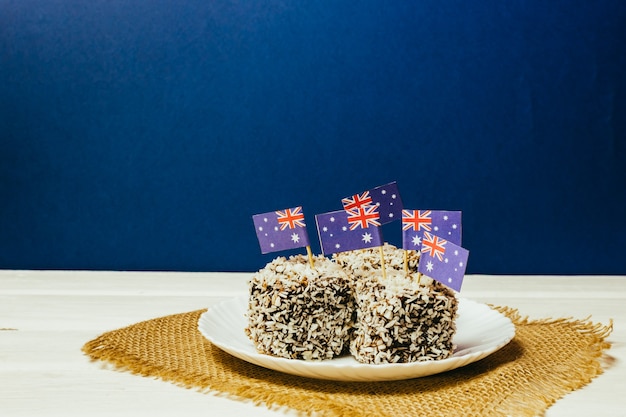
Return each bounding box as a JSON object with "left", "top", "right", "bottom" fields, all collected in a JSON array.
[
  {"left": 332, "top": 243, "right": 421, "bottom": 279},
  {"left": 245, "top": 254, "right": 355, "bottom": 361},
  {"left": 246, "top": 244, "right": 459, "bottom": 364},
  {"left": 350, "top": 270, "right": 459, "bottom": 364},
  {"left": 334, "top": 244, "right": 458, "bottom": 364}
]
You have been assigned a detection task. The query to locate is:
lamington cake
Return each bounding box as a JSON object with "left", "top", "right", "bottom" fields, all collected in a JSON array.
[
  {"left": 335, "top": 244, "right": 459, "bottom": 364},
  {"left": 245, "top": 254, "right": 355, "bottom": 360},
  {"left": 349, "top": 270, "right": 458, "bottom": 364}
]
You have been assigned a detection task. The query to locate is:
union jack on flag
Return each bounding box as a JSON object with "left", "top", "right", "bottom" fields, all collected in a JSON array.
[
  {"left": 252, "top": 206, "right": 310, "bottom": 254},
  {"left": 421, "top": 231, "right": 446, "bottom": 261},
  {"left": 402, "top": 210, "right": 432, "bottom": 232},
  {"left": 346, "top": 205, "right": 381, "bottom": 230},
  {"left": 276, "top": 207, "right": 306, "bottom": 230},
  {"left": 418, "top": 231, "right": 469, "bottom": 292},
  {"left": 342, "top": 192, "right": 373, "bottom": 211}
]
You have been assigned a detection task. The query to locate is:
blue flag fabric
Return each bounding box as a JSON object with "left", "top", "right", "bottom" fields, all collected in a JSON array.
[
  {"left": 342, "top": 181, "right": 403, "bottom": 225},
  {"left": 417, "top": 231, "right": 469, "bottom": 292},
  {"left": 315, "top": 209, "right": 383, "bottom": 255},
  {"left": 402, "top": 209, "right": 462, "bottom": 250},
  {"left": 252, "top": 207, "right": 310, "bottom": 254}
]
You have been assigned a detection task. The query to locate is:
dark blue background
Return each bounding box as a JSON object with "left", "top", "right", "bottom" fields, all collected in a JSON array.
[{"left": 1, "top": 1, "right": 625, "bottom": 273}]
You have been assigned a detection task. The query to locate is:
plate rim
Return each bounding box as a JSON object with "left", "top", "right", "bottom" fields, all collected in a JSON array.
[{"left": 198, "top": 296, "right": 515, "bottom": 382}]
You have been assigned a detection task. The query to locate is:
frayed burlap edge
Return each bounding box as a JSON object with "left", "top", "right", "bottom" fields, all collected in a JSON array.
[
  {"left": 489, "top": 306, "right": 613, "bottom": 417},
  {"left": 82, "top": 307, "right": 613, "bottom": 417}
]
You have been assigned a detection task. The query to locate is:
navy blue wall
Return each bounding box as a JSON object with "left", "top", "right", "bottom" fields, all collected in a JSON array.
[{"left": 1, "top": 1, "right": 625, "bottom": 273}]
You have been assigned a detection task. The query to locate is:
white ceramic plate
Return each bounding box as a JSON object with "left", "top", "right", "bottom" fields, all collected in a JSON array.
[{"left": 198, "top": 297, "right": 515, "bottom": 382}]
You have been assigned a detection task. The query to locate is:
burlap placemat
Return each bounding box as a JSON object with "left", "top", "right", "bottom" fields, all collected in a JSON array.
[{"left": 82, "top": 306, "right": 612, "bottom": 417}]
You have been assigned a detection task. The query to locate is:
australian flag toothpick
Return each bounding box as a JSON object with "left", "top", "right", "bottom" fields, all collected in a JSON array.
[
  {"left": 417, "top": 231, "right": 469, "bottom": 292},
  {"left": 402, "top": 209, "right": 462, "bottom": 250},
  {"left": 315, "top": 209, "right": 383, "bottom": 255},
  {"left": 342, "top": 181, "right": 403, "bottom": 224},
  {"left": 252, "top": 207, "right": 310, "bottom": 254}
]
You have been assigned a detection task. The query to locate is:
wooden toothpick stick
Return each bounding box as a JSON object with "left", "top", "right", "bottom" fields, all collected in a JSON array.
[
  {"left": 403, "top": 250, "right": 409, "bottom": 277},
  {"left": 379, "top": 246, "right": 387, "bottom": 280},
  {"left": 306, "top": 245, "right": 315, "bottom": 269}
]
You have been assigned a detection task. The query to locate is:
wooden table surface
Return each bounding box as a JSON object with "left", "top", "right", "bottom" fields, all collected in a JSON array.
[{"left": 1, "top": 271, "right": 625, "bottom": 416}]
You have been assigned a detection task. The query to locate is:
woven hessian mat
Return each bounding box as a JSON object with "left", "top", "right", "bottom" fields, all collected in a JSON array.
[{"left": 82, "top": 306, "right": 612, "bottom": 417}]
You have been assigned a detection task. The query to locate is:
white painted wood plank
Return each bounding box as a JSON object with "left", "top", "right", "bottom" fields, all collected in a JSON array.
[{"left": 1, "top": 271, "right": 625, "bottom": 416}]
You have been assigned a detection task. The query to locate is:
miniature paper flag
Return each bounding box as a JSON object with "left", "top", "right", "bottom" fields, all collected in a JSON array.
[
  {"left": 402, "top": 209, "right": 462, "bottom": 250},
  {"left": 417, "top": 231, "right": 469, "bottom": 292},
  {"left": 315, "top": 209, "right": 383, "bottom": 255},
  {"left": 252, "top": 207, "right": 310, "bottom": 254},
  {"left": 342, "top": 181, "right": 403, "bottom": 224}
]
